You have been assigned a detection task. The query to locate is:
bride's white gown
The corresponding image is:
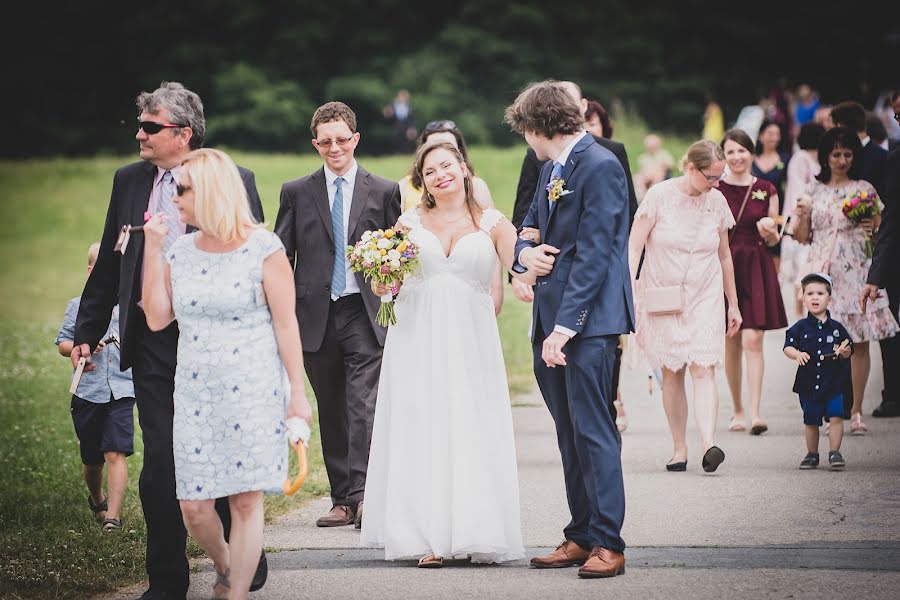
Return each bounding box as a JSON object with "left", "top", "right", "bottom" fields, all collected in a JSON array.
[{"left": 360, "top": 207, "right": 524, "bottom": 563}]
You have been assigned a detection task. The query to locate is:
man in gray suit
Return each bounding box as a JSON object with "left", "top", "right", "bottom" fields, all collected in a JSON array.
[{"left": 275, "top": 102, "right": 401, "bottom": 528}]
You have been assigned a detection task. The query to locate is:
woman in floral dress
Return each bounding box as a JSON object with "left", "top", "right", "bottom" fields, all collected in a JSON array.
[{"left": 794, "top": 127, "right": 898, "bottom": 435}]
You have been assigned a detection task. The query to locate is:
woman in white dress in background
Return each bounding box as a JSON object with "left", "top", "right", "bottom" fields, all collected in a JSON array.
[{"left": 360, "top": 141, "right": 532, "bottom": 567}]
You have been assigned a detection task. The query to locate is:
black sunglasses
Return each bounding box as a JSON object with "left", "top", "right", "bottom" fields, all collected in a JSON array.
[
  {"left": 176, "top": 184, "right": 191, "bottom": 196},
  {"left": 138, "top": 120, "right": 187, "bottom": 135},
  {"left": 425, "top": 120, "right": 457, "bottom": 131}
]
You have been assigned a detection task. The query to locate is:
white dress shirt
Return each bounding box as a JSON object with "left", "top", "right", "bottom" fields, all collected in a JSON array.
[{"left": 324, "top": 161, "right": 361, "bottom": 299}]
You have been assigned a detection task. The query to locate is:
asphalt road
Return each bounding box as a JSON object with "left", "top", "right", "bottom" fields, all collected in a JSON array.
[{"left": 104, "top": 327, "right": 899, "bottom": 599}]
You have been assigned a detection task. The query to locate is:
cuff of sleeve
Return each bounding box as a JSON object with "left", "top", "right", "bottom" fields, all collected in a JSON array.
[
  {"left": 553, "top": 325, "right": 576, "bottom": 339},
  {"left": 512, "top": 247, "right": 529, "bottom": 274}
]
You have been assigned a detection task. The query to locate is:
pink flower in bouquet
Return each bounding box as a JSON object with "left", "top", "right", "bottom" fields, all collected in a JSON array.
[
  {"left": 841, "top": 188, "right": 881, "bottom": 258},
  {"left": 346, "top": 226, "right": 420, "bottom": 326}
]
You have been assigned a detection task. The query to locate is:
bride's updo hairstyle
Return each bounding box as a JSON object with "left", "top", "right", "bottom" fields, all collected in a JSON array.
[
  {"left": 678, "top": 139, "right": 725, "bottom": 173},
  {"left": 414, "top": 141, "right": 482, "bottom": 226}
]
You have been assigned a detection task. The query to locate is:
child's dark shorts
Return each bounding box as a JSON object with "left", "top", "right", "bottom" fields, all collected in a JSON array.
[
  {"left": 799, "top": 392, "right": 844, "bottom": 427},
  {"left": 70, "top": 394, "right": 135, "bottom": 465}
]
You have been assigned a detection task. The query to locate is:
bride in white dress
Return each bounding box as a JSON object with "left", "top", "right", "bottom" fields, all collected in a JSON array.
[{"left": 360, "top": 141, "right": 533, "bottom": 567}]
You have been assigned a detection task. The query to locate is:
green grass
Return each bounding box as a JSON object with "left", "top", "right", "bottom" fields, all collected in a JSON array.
[{"left": 0, "top": 123, "right": 692, "bottom": 598}]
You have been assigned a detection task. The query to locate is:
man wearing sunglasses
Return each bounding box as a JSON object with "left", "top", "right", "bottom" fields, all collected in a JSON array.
[
  {"left": 72, "top": 82, "right": 267, "bottom": 600},
  {"left": 275, "top": 101, "right": 401, "bottom": 530}
]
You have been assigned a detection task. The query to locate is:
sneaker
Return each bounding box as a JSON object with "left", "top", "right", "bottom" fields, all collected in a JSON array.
[
  {"left": 828, "top": 451, "right": 845, "bottom": 470},
  {"left": 799, "top": 453, "right": 819, "bottom": 469}
]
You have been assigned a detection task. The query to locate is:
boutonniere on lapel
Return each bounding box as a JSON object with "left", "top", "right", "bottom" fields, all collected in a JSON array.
[
  {"left": 546, "top": 176, "right": 573, "bottom": 202},
  {"left": 751, "top": 189, "right": 768, "bottom": 202}
]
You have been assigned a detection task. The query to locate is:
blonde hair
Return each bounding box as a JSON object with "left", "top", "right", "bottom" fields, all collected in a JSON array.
[
  {"left": 678, "top": 139, "right": 725, "bottom": 173},
  {"left": 87, "top": 242, "right": 101, "bottom": 267},
  {"left": 179, "top": 148, "right": 262, "bottom": 242}
]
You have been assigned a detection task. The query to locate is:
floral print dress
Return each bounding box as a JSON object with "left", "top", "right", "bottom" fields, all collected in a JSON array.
[{"left": 805, "top": 180, "right": 899, "bottom": 342}]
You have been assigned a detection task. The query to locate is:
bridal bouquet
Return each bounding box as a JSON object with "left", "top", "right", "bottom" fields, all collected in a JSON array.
[
  {"left": 841, "top": 189, "right": 881, "bottom": 258},
  {"left": 347, "top": 225, "right": 420, "bottom": 326}
]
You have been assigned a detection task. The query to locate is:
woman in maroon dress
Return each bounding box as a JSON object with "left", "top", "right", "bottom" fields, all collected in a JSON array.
[{"left": 720, "top": 129, "right": 788, "bottom": 435}]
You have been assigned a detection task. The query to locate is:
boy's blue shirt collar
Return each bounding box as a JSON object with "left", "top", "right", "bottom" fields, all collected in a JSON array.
[{"left": 805, "top": 310, "right": 832, "bottom": 325}]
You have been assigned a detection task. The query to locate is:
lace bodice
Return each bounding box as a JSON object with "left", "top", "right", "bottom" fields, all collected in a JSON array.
[{"left": 398, "top": 207, "right": 502, "bottom": 295}]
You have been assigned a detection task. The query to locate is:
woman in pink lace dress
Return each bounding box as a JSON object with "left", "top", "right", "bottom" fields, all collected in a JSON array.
[
  {"left": 794, "top": 127, "right": 898, "bottom": 435},
  {"left": 630, "top": 140, "right": 742, "bottom": 473}
]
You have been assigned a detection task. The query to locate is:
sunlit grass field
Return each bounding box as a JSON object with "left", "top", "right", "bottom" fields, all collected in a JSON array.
[{"left": 0, "top": 123, "right": 691, "bottom": 598}]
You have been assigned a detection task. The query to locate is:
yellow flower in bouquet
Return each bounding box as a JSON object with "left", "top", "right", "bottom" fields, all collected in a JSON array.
[{"left": 347, "top": 225, "right": 420, "bottom": 326}]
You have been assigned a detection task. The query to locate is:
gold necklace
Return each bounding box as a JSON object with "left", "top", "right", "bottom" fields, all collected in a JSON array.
[{"left": 432, "top": 210, "right": 468, "bottom": 225}]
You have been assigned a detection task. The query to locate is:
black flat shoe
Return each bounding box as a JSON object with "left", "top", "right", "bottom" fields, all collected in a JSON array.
[
  {"left": 666, "top": 460, "right": 687, "bottom": 472},
  {"left": 873, "top": 401, "right": 900, "bottom": 418},
  {"left": 249, "top": 550, "right": 267, "bottom": 592},
  {"left": 702, "top": 446, "right": 725, "bottom": 473}
]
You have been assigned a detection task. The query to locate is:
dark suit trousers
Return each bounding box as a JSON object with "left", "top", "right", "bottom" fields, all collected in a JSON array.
[
  {"left": 131, "top": 313, "right": 232, "bottom": 598},
  {"left": 880, "top": 284, "right": 899, "bottom": 403},
  {"left": 303, "top": 294, "right": 382, "bottom": 507},
  {"left": 533, "top": 333, "right": 626, "bottom": 553}
]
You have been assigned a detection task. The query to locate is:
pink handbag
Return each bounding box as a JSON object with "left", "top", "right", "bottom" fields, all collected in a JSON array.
[{"left": 644, "top": 284, "right": 685, "bottom": 315}]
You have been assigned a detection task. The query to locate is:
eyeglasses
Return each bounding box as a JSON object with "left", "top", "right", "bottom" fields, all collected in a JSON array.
[
  {"left": 314, "top": 136, "right": 355, "bottom": 148},
  {"left": 697, "top": 167, "right": 723, "bottom": 182},
  {"left": 176, "top": 184, "right": 191, "bottom": 196},
  {"left": 139, "top": 120, "right": 186, "bottom": 135},
  {"left": 425, "top": 120, "right": 457, "bottom": 131}
]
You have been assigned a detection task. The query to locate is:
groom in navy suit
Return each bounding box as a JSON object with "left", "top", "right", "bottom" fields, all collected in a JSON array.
[{"left": 507, "top": 81, "right": 634, "bottom": 579}]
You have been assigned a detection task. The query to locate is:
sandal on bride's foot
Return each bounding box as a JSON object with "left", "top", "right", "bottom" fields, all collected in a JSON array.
[
  {"left": 211, "top": 567, "right": 230, "bottom": 600},
  {"left": 417, "top": 553, "right": 443, "bottom": 568},
  {"left": 850, "top": 413, "right": 868, "bottom": 435},
  {"left": 750, "top": 419, "right": 768, "bottom": 436},
  {"left": 728, "top": 416, "right": 746, "bottom": 432}
]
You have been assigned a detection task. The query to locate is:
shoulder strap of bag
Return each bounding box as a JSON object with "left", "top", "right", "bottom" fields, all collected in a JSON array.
[
  {"left": 679, "top": 195, "right": 710, "bottom": 285},
  {"left": 728, "top": 177, "right": 755, "bottom": 242}
]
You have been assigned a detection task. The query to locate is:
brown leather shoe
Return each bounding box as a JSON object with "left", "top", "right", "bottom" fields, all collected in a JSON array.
[
  {"left": 530, "top": 540, "right": 590, "bottom": 568},
  {"left": 316, "top": 505, "right": 354, "bottom": 527},
  {"left": 354, "top": 501, "right": 363, "bottom": 529},
  {"left": 578, "top": 547, "right": 625, "bottom": 578}
]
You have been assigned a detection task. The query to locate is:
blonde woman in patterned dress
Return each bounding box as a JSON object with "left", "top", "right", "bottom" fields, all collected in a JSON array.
[
  {"left": 143, "top": 148, "right": 313, "bottom": 598},
  {"left": 629, "top": 140, "right": 742, "bottom": 473},
  {"left": 794, "top": 127, "right": 898, "bottom": 435}
]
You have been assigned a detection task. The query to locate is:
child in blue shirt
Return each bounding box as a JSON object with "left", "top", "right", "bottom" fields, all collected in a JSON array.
[
  {"left": 783, "top": 273, "right": 853, "bottom": 470},
  {"left": 55, "top": 242, "right": 136, "bottom": 530}
]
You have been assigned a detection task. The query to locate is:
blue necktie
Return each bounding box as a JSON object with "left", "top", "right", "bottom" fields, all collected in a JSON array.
[
  {"left": 549, "top": 161, "right": 563, "bottom": 210},
  {"left": 331, "top": 177, "right": 346, "bottom": 299},
  {"left": 159, "top": 171, "right": 180, "bottom": 255}
]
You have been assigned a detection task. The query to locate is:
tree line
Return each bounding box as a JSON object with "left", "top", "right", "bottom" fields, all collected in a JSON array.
[{"left": 3, "top": 0, "right": 894, "bottom": 157}]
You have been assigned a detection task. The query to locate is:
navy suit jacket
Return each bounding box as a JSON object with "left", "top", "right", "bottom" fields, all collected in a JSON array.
[
  {"left": 861, "top": 141, "right": 887, "bottom": 200},
  {"left": 513, "top": 135, "right": 635, "bottom": 341}
]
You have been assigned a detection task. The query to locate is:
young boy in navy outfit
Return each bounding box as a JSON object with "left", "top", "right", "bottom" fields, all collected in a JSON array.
[
  {"left": 56, "top": 242, "right": 136, "bottom": 529},
  {"left": 783, "top": 273, "right": 853, "bottom": 470}
]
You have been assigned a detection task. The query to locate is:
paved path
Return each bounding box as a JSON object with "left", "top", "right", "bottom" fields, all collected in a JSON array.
[{"left": 106, "top": 332, "right": 899, "bottom": 599}]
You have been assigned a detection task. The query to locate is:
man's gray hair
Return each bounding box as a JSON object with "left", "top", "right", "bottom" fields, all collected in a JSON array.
[{"left": 136, "top": 81, "right": 205, "bottom": 149}]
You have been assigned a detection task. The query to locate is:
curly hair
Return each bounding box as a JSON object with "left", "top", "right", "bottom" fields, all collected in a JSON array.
[
  {"left": 504, "top": 81, "right": 583, "bottom": 138},
  {"left": 310, "top": 101, "right": 357, "bottom": 137}
]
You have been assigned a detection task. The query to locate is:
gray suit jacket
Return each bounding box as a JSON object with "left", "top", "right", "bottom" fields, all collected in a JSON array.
[{"left": 274, "top": 165, "right": 402, "bottom": 352}]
